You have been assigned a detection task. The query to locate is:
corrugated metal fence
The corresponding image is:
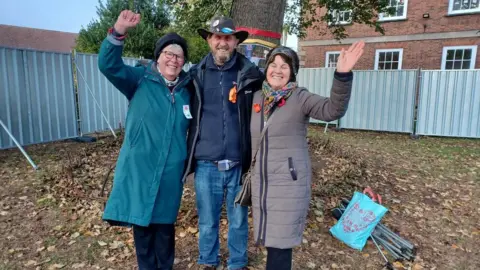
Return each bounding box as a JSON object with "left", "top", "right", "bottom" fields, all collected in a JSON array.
[
  {"left": 340, "top": 70, "right": 417, "bottom": 133},
  {"left": 417, "top": 70, "right": 480, "bottom": 138},
  {"left": 297, "top": 68, "right": 338, "bottom": 125},
  {"left": 0, "top": 47, "right": 78, "bottom": 149},
  {"left": 2, "top": 47, "right": 479, "bottom": 151},
  {"left": 299, "top": 69, "right": 418, "bottom": 133},
  {"left": 75, "top": 53, "right": 133, "bottom": 135},
  {"left": 299, "top": 68, "right": 480, "bottom": 138}
]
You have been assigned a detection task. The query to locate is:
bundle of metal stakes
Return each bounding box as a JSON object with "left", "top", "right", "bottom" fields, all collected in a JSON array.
[{"left": 332, "top": 198, "right": 417, "bottom": 265}]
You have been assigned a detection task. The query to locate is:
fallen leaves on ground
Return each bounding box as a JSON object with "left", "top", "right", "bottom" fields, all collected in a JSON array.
[{"left": 1, "top": 129, "right": 479, "bottom": 270}]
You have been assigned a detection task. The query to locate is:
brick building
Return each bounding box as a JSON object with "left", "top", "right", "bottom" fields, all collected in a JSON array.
[
  {"left": 298, "top": 0, "right": 480, "bottom": 70},
  {"left": 0, "top": 24, "right": 78, "bottom": 53}
]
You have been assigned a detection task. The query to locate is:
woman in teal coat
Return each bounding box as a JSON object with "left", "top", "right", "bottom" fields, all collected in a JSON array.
[{"left": 98, "top": 10, "right": 195, "bottom": 270}]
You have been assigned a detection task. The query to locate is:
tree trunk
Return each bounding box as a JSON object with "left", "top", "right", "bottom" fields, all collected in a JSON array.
[{"left": 231, "top": 0, "right": 287, "bottom": 46}]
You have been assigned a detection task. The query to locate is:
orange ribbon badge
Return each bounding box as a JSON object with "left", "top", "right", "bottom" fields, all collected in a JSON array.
[
  {"left": 229, "top": 83, "right": 237, "bottom": 103},
  {"left": 253, "top": 103, "right": 261, "bottom": 113}
]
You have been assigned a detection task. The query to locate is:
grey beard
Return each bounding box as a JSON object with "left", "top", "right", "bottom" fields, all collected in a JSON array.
[{"left": 213, "top": 52, "right": 232, "bottom": 66}]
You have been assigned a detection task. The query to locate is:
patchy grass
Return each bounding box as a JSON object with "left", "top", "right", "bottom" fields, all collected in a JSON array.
[
  {"left": 1, "top": 128, "right": 479, "bottom": 270},
  {"left": 316, "top": 128, "right": 479, "bottom": 180}
]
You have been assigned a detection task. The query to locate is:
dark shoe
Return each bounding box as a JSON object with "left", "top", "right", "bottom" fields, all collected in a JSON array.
[
  {"left": 202, "top": 266, "right": 217, "bottom": 270},
  {"left": 232, "top": 268, "right": 249, "bottom": 270}
]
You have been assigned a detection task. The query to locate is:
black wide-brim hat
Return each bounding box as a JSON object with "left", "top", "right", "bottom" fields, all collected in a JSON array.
[{"left": 198, "top": 16, "right": 249, "bottom": 44}]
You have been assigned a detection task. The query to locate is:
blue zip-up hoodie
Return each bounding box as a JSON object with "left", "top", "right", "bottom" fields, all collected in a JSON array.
[{"left": 194, "top": 52, "right": 241, "bottom": 161}]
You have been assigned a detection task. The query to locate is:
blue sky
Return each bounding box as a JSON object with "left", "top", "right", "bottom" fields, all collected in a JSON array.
[
  {"left": 0, "top": 0, "right": 99, "bottom": 33},
  {"left": 0, "top": 0, "right": 297, "bottom": 49}
]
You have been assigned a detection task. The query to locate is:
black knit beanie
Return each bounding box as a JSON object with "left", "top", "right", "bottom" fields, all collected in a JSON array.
[{"left": 154, "top": 32, "right": 188, "bottom": 63}]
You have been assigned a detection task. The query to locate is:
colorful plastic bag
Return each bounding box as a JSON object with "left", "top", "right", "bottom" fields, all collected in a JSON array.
[{"left": 330, "top": 191, "right": 388, "bottom": 250}]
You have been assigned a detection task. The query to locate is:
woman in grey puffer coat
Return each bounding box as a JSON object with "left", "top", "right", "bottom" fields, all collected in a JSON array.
[{"left": 249, "top": 42, "right": 364, "bottom": 270}]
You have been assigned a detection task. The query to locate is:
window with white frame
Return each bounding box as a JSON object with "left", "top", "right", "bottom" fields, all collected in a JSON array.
[
  {"left": 449, "top": 0, "right": 480, "bottom": 15},
  {"left": 325, "top": 51, "right": 341, "bottom": 68},
  {"left": 379, "top": 0, "right": 408, "bottom": 21},
  {"left": 327, "top": 0, "right": 352, "bottom": 25},
  {"left": 328, "top": 10, "right": 352, "bottom": 25},
  {"left": 375, "top": 49, "right": 403, "bottom": 70},
  {"left": 441, "top": 46, "right": 477, "bottom": 70}
]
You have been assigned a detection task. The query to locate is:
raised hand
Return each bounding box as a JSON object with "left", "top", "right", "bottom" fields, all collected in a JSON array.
[
  {"left": 336, "top": 41, "right": 365, "bottom": 73},
  {"left": 114, "top": 10, "right": 141, "bottom": 35}
]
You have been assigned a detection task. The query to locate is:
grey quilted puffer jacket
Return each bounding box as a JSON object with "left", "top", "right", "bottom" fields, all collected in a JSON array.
[{"left": 250, "top": 73, "right": 353, "bottom": 249}]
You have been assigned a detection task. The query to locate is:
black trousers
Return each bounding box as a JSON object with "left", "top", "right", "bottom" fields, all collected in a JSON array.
[
  {"left": 133, "top": 224, "right": 175, "bottom": 270},
  {"left": 266, "top": 247, "right": 293, "bottom": 270}
]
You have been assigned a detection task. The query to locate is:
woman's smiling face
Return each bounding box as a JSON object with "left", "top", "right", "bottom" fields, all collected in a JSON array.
[{"left": 266, "top": 55, "right": 291, "bottom": 90}]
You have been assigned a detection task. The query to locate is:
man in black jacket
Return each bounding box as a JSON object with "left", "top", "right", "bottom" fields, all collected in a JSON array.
[{"left": 182, "top": 16, "right": 264, "bottom": 270}]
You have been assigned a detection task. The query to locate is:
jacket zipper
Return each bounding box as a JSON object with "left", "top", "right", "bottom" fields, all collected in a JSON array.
[
  {"left": 257, "top": 99, "right": 277, "bottom": 245},
  {"left": 160, "top": 76, "right": 189, "bottom": 159},
  {"left": 259, "top": 130, "right": 268, "bottom": 245},
  {"left": 169, "top": 77, "right": 188, "bottom": 104},
  {"left": 257, "top": 97, "right": 267, "bottom": 245},
  {"left": 219, "top": 66, "right": 227, "bottom": 158}
]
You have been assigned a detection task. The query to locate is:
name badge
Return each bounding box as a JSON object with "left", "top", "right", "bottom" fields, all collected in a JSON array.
[{"left": 183, "top": 105, "right": 193, "bottom": 119}]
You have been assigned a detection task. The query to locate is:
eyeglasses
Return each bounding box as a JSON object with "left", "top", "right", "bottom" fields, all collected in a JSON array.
[{"left": 162, "top": 51, "right": 185, "bottom": 62}]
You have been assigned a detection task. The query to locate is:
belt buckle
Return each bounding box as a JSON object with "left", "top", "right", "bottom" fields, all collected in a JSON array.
[
  {"left": 217, "top": 160, "right": 230, "bottom": 171},
  {"left": 217, "top": 159, "right": 239, "bottom": 171}
]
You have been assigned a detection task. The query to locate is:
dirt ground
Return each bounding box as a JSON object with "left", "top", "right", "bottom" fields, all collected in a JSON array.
[{"left": 1, "top": 127, "right": 479, "bottom": 270}]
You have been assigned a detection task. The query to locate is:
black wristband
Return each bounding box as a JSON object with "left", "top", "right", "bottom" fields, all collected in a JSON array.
[
  {"left": 108, "top": 27, "right": 126, "bottom": 39},
  {"left": 334, "top": 70, "right": 353, "bottom": 82},
  {"left": 113, "top": 28, "right": 124, "bottom": 37}
]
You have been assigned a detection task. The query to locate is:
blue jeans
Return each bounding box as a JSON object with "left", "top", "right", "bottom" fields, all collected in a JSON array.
[{"left": 194, "top": 161, "right": 249, "bottom": 270}]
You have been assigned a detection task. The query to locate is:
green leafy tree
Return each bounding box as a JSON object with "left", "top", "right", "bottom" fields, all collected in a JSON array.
[
  {"left": 286, "top": 0, "right": 395, "bottom": 40},
  {"left": 166, "top": 0, "right": 232, "bottom": 35},
  {"left": 76, "top": 0, "right": 170, "bottom": 59},
  {"left": 183, "top": 34, "right": 210, "bottom": 63},
  {"left": 166, "top": 0, "right": 394, "bottom": 41},
  {"left": 163, "top": 0, "right": 229, "bottom": 62}
]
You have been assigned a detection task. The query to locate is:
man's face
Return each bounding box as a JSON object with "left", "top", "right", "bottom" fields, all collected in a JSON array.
[{"left": 207, "top": 34, "right": 239, "bottom": 66}]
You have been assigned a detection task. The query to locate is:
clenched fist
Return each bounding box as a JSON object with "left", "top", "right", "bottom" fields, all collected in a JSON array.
[{"left": 114, "top": 10, "right": 141, "bottom": 35}]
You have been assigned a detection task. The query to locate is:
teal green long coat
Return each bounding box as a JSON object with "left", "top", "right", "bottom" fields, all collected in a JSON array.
[{"left": 98, "top": 35, "right": 192, "bottom": 226}]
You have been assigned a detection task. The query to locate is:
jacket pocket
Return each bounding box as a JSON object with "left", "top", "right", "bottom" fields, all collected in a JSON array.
[{"left": 288, "top": 157, "right": 298, "bottom": 181}]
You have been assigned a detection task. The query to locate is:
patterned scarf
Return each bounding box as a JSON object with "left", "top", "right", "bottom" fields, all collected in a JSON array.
[{"left": 262, "top": 80, "right": 297, "bottom": 118}]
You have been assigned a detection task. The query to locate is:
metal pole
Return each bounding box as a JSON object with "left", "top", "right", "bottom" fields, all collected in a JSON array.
[
  {"left": 371, "top": 236, "right": 390, "bottom": 263},
  {"left": 0, "top": 119, "right": 38, "bottom": 170},
  {"left": 74, "top": 62, "right": 117, "bottom": 138},
  {"left": 71, "top": 50, "right": 83, "bottom": 137},
  {"left": 377, "top": 236, "right": 411, "bottom": 260},
  {"left": 377, "top": 223, "right": 415, "bottom": 250},
  {"left": 412, "top": 67, "right": 422, "bottom": 138}
]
